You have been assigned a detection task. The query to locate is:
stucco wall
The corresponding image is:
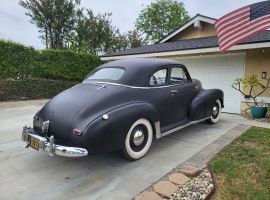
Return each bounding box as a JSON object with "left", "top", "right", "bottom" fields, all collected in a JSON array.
[
  {"left": 168, "top": 22, "right": 217, "bottom": 41},
  {"left": 244, "top": 48, "right": 270, "bottom": 97}
]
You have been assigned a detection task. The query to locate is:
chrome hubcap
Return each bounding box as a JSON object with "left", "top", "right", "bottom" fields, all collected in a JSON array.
[
  {"left": 213, "top": 106, "right": 219, "bottom": 116},
  {"left": 133, "top": 130, "right": 144, "bottom": 146}
]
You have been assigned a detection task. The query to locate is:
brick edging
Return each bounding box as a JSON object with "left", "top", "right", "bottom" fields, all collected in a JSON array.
[{"left": 133, "top": 124, "right": 251, "bottom": 200}]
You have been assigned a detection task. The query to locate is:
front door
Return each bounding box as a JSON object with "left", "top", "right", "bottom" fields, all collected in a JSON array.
[
  {"left": 168, "top": 66, "right": 196, "bottom": 124},
  {"left": 147, "top": 66, "right": 196, "bottom": 130},
  {"left": 148, "top": 68, "right": 172, "bottom": 128}
]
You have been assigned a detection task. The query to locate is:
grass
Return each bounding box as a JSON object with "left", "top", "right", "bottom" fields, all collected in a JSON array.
[{"left": 208, "top": 127, "right": 270, "bottom": 200}]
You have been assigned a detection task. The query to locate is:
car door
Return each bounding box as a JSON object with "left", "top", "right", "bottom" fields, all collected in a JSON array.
[
  {"left": 168, "top": 65, "right": 197, "bottom": 124},
  {"left": 147, "top": 67, "right": 175, "bottom": 128}
]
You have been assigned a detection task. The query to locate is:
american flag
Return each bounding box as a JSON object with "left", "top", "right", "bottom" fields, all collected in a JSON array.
[{"left": 215, "top": 1, "right": 270, "bottom": 52}]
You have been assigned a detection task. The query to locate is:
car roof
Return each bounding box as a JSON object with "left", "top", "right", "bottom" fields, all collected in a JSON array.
[
  {"left": 100, "top": 58, "right": 181, "bottom": 70},
  {"left": 97, "top": 58, "right": 183, "bottom": 87}
]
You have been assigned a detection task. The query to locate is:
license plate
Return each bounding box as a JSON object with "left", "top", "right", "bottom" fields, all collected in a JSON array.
[{"left": 30, "top": 138, "right": 40, "bottom": 151}]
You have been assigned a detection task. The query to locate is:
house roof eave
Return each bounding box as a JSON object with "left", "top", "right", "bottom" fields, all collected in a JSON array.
[
  {"left": 101, "top": 41, "right": 270, "bottom": 61},
  {"left": 158, "top": 14, "right": 216, "bottom": 44}
]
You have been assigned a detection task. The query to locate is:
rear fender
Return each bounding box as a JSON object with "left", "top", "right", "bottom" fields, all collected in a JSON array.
[
  {"left": 82, "top": 102, "right": 159, "bottom": 153},
  {"left": 189, "top": 89, "right": 224, "bottom": 121}
]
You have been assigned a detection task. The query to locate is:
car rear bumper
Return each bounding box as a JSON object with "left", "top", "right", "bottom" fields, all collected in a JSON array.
[{"left": 21, "top": 126, "right": 88, "bottom": 157}]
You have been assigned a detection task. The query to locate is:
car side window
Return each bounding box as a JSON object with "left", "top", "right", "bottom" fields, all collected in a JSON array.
[
  {"left": 149, "top": 69, "right": 167, "bottom": 86},
  {"left": 170, "top": 67, "right": 188, "bottom": 84}
]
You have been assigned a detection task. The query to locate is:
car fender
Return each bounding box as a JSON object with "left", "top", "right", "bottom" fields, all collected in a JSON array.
[
  {"left": 189, "top": 89, "right": 224, "bottom": 121},
  {"left": 82, "top": 102, "right": 159, "bottom": 154}
]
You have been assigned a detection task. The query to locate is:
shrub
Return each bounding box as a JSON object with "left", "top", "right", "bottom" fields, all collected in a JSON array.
[
  {"left": 0, "top": 40, "right": 38, "bottom": 79},
  {"left": 33, "top": 49, "right": 101, "bottom": 81},
  {"left": 0, "top": 78, "right": 78, "bottom": 101},
  {"left": 0, "top": 40, "right": 102, "bottom": 82}
]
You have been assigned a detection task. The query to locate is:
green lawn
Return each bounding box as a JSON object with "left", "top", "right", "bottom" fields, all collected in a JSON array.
[{"left": 209, "top": 127, "right": 270, "bottom": 200}]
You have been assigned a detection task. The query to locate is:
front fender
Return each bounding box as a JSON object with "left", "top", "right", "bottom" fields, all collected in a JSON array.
[
  {"left": 82, "top": 102, "right": 159, "bottom": 154},
  {"left": 189, "top": 89, "right": 224, "bottom": 121}
]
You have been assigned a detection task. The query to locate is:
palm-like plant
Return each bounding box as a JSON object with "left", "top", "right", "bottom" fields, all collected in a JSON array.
[{"left": 232, "top": 75, "right": 270, "bottom": 107}]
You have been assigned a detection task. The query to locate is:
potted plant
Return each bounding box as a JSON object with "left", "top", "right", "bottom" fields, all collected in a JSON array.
[{"left": 232, "top": 75, "right": 270, "bottom": 119}]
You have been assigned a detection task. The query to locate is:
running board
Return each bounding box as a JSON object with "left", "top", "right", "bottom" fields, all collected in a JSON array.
[{"left": 155, "top": 117, "right": 210, "bottom": 139}]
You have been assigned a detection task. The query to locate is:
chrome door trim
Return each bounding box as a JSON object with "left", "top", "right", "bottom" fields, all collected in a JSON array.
[
  {"left": 160, "top": 117, "right": 210, "bottom": 138},
  {"left": 83, "top": 81, "right": 186, "bottom": 90}
]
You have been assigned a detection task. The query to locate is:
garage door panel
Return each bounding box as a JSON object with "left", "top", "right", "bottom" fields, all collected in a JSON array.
[
  {"left": 178, "top": 54, "right": 244, "bottom": 113},
  {"left": 183, "top": 54, "right": 244, "bottom": 66}
]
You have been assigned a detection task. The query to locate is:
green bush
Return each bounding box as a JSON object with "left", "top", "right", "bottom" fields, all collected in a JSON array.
[
  {"left": 0, "top": 78, "right": 78, "bottom": 101},
  {"left": 0, "top": 40, "right": 102, "bottom": 81},
  {"left": 33, "top": 49, "right": 101, "bottom": 81},
  {"left": 0, "top": 40, "right": 38, "bottom": 79}
]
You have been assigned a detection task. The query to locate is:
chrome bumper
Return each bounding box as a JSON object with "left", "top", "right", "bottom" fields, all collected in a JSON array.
[{"left": 22, "top": 126, "right": 88, "bottom": 157}]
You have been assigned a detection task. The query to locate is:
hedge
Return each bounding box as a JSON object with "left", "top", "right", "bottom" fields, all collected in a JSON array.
[
  {"left": 0, "top": 78, "right": 78, "bottom": 101},
  {"left": 0, "top": 40, "right": 102, "bottom": 82},
  {"left": 0, "top": 40, "right": 38, "bottom": 79}
]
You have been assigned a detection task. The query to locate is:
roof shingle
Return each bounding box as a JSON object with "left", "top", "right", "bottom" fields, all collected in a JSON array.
[{"left": 103, "top": 31, "right": 270, "bottom": 57}]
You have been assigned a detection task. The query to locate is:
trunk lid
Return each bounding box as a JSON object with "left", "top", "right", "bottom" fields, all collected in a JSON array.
[{"left": 36, "top": 82, "right": 108, "bottom": 142}]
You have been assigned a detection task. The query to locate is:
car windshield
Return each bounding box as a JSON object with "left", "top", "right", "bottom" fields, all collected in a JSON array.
[{"left": 86, "top": 67, "right": 125, "bottom": 81}]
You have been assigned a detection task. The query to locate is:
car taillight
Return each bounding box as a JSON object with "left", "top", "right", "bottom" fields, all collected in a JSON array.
[{"left": 72, "top": 129, "right": 81, "bottom": 136}]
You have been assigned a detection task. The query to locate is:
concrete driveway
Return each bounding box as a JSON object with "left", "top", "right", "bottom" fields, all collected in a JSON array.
[{"left": 0, "top": 100, "right": 269, "bottom": 200}]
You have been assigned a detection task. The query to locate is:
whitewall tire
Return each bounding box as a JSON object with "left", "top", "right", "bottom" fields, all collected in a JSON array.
[
  {"left": 122, "top": 118, "right": 153, "bottom": 161},
  {"left": 207, "top": 99, "right": 222, "bottom": 124}
]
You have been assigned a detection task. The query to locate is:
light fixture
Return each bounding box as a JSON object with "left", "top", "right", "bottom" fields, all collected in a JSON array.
[{"left": 244, "top": 95, "right": 251, "bottom": 99}]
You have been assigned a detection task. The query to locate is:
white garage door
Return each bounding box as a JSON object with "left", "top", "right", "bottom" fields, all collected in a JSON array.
[{"left": 179, "top": 54, "right": 244, "bottom": 114}]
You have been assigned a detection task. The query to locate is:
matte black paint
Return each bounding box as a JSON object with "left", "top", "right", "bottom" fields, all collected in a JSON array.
[{"left": 31, "top": 58, "right": 224, "bottom": 154}]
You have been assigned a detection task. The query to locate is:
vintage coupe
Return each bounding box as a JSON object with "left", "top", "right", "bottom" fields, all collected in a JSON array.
[{"left": 22, "top": 58, "right": 223, "bottom": 160}]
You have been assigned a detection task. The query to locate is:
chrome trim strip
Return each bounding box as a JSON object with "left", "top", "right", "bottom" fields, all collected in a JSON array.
[
  {"left": 154, "top": 121, "right": 161, "bottom": 139},
  {"left": 22, "top": 127, "right": 88, "bottom": 157},
  {"left": 83, "top": 81, "right": 186, "bottom": 89},
  {"left": 160, "top": 117, "right": 210, "bottom": 138}
]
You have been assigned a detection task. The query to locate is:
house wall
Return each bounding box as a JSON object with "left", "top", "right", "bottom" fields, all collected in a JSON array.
[
  {"left": 245, "top": 48, "right": 270, "bottom": 97},
  {"left": 168, "top": 22, "right": 217, "bottom": 41},
  {"left": 241, "top": 48, "right": 270, "bottom": 113}
]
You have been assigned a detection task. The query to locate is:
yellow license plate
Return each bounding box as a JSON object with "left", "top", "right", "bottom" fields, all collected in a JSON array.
[{"left": 30, "top": 138, "right": 40, "bottom": 151}]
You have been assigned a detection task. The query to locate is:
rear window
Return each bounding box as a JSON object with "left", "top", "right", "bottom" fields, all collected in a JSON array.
[{"left": 86, "top": 67, "right": 125, "bottom": 81}]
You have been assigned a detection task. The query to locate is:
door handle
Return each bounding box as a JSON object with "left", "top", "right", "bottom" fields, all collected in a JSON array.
[{"left": 171, "top": 90, "right": 178, "bottom": 95}]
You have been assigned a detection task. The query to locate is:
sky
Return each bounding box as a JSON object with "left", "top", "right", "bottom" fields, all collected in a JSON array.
[{"left": 0, "top": 0, "right": 263, "bottom": 49}]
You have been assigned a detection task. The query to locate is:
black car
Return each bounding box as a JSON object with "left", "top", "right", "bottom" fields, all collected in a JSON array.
[{"left": 22, "top": 58, "right": 223, "bottom": 160}]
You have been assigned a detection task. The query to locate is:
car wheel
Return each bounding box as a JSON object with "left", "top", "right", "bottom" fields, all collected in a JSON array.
[
  {"left": 207, "top": 99, "right": 222, "bottom": 124},
  {"left": 122, "top": 118, "right": 153, "bottom": 161}
]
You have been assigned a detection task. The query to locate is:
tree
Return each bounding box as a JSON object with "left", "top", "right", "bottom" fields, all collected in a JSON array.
[
  {"left": 19, "top": 1, "right": 147, "bottom": 53},
  {"left": 69, "top": 9, "right": 146, "bottom": 55},
  {"left": 107, "top": 29, "right": 129, "bottom": 53},
  {"left": 68, "top": 9, "right": 118, "bottom": 54},
  {"left": 106, "top": 29, "right": 147, "bottom": 53},
  {"left": 135, "top": 0, "right": 190, "bottom": 43},
  {"left": 19, "top": 0, "right": 80, "bottom": 49},
  {"left": 126, "top": 30, "right": 147, "bottom": 48}
]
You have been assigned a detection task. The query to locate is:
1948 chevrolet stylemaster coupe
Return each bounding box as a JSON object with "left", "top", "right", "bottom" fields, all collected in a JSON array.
[{"left": 22, "top": 58, "right": 223, "bottom": 160}]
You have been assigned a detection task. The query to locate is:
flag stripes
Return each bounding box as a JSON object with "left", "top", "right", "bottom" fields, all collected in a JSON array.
[{"left": 215, "top": 1, "right": 270, "bottom": 52}]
